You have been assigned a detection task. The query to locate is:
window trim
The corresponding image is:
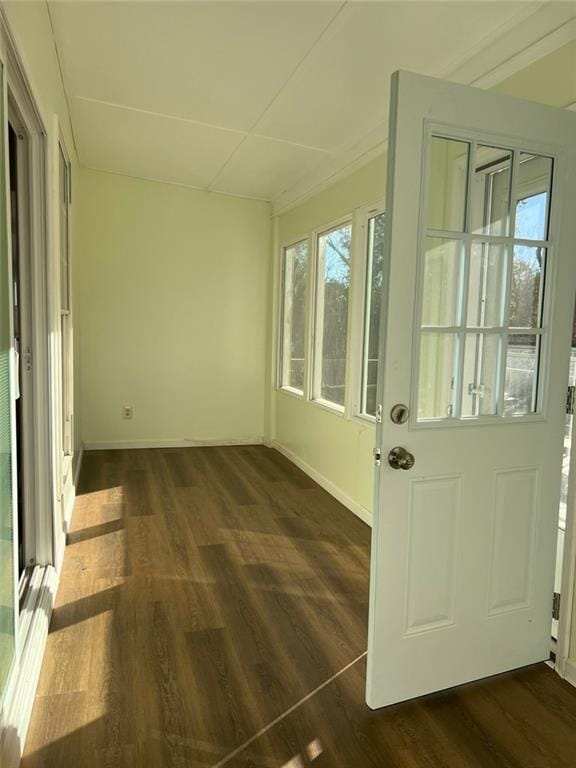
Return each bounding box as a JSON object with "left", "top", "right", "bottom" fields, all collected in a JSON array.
[
  {"left": 58, "top": 134, "right": 73, "bottom": 470},
  {"left": 277, "top": 234, "right": 311, "bottom": 399},
  {"left": 310, "top": 215, "right": 354, "bottom": 413},
  {"left": 276, "top": 204, "right": 386, "bottom": 427},
  {"left": 350, "top": 201, "right": 385, "bottom": 424}
]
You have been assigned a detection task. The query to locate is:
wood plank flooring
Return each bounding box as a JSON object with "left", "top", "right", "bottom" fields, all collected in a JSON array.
[{"left": 22, "top": 445, "right": 576, "bottom": 767}]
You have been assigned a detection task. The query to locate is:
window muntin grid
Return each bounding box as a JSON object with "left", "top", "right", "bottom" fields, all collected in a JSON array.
[{"left": 416, "top": 135, "right": 553, "bottom": 422}]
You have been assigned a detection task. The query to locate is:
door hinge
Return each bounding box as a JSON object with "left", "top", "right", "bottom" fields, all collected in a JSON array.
[
  {"left": 566, "top": 385, "right": 575, "bottom": 415},
  {"left": 373, "top": 448, "right": 382, "bottom": 467},
  {"left": 552, "top": 591, "right": 561, "bottom": 621}
]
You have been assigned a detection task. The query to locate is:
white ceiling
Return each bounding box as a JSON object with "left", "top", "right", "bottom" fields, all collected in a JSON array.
[{"left": 48, "top": 1, "right": 575, "bottom": 207}]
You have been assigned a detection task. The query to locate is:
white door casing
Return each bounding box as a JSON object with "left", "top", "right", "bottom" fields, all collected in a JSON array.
[{"left": 367, "top": 71, "right": 576, "bottom": 709}]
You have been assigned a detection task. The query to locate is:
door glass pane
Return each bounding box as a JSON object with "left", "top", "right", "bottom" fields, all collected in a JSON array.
[
  {"left": 503, "top": 334, "right": 539, "bottom": 416},
  {"left": 316, "top": 223, "right": 351, "bottom": 408},
  {"left": 418, "top": 131, "right": 551, "bottom": 424},
  {"left": 426, "top": 137, "right": 469, "bottom": 232},
  {"left": 467, "top": 242, "right": 506, "bottom": 328},
  {"left": 362, "top": 213, "right": 385, "bottom": 417},
  {"left": 417, "top": 333, "right": 456, "bottom": 419},
  {"left": 509, "top": 246, "right": 544, "bottom": 328},
  {"left": 421, "top": 238, "right": 462, "bottom": 327},
  {"left": 461, "top": 333, "right": 501, "bottom": 417},
  {"left": 515, "top": 154, "right": 553, "bottom": 241},
  {"left": 472, "top": 146, "right": 512, "bottom": 236},
  {"left": 0, "top": 65, "right": 15, "bottom": 697},
  {"left": 280, "top": 240, "right": 308, "bottom": 392}
]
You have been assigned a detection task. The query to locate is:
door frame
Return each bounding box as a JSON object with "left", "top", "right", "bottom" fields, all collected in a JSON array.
[
  {"left": 8, "top": 98, "right": 38, "bottom": 581},
  {"left": 4, "top": 17, "right": 53, "bottom": 581},
  {"left": 556, "top": 377, "right": 576, "bottom": 681},
  {"left": 0, "top": 12, "right": 58, "bottom": 766},
  {"left": 554, "top": 100, "right": 576, "bottom": 685}
]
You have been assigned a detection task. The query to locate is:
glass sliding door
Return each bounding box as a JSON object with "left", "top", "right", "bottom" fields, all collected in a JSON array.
[{"left": 0, "top": 61, "right": 16, "bottom": 700}]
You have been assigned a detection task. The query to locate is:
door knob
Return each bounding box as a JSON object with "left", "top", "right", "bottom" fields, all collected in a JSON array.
[{"left": 388, "top": 446, "right": 415, "bottom": 470}]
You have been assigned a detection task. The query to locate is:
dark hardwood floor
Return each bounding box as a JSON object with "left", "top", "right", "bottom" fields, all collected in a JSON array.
[{"left": 22, "top": 446, "right": 576, "bottom": 767}]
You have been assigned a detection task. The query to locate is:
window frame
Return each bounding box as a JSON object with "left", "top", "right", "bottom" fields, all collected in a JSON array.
[
  {"left": 411, "top": 122, "right": 557, "bottom": 429},
  {"left": 310, "top": 216, "right": 354, "bottom": 415},
  {"left": 350, "top": 201, "right": 385, "bottom": 424},
  {"left": 58, "top": 136, "right": 73, "bottom": 465},
  {"left": 277, "top": 235, "right": 311, "bottom": 398}
]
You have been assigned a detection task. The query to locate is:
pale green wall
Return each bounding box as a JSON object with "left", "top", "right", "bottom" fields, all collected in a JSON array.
[
  {"left": 272, "top": 156, "right": 386, "bottom": 517},
  {"left": 78, "top": 169, "right": 271, "bottom": 445},
  {"left": 278, "top": 157, "right": 386, "bottom": 244},
  {"left": 494, "top": 40, "right": 576, "bottom": 107}
]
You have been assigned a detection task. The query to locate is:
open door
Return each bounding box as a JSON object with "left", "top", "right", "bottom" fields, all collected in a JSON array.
[{"left": 367, "top": 71, "right": 576, "bottom": 709}]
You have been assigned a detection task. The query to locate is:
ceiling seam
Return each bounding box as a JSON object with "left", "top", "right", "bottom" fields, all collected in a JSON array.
[
  {"left": 73, "top": 95, "right": 333, "bottom": 154},
  {"left": 206, "top": 0, "right": 348, "bottom": 193},
  {"left": 72, "top": 95, "right": 248, "bottom": 138},
  {"left": 82, "top": 164, "right": 271, "bottom": 203},
  {"left": 45, "top": 0, "right": 79, "bottom": 159},
  {"left": 245, "top": 0, "right": 349, "bottom": 134}
]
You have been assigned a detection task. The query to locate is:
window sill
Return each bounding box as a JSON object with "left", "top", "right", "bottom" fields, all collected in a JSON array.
[{"left": 277, "top": 386, "right": 304, "bottom": 401}]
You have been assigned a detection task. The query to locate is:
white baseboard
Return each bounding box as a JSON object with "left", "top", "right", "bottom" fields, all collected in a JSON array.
[
  {"left": 271, "top": 440, "right": 372, "bottom": 527},
  {"left": 564, "top": 658, "right": 576, "bottom": 689},
  {"left": 73, "top": 442, "right": 84, "bottom": 489},
  {"left": 0, "top": 566, "right": 58, "bottom": 768},
  {"left": 62, "top": 473, "right": 76, "bottom": 534},
  {"left": 83, "top": 437, "right": 264, "bottom": 451}
]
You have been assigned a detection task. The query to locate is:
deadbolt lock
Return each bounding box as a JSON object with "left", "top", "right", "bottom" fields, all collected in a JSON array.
[{"left": 390, "top": 403, "right": 409, "bottom": 424}]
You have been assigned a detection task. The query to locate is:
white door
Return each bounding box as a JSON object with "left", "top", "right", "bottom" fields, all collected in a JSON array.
[{"left": 366, "top": 71, "right": 576, "bottom": 709}]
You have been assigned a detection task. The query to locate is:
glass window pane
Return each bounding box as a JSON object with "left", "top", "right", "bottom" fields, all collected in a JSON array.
[
  {"left": 504, "top": 334, "right": 539, "bottom": 416},
  {"left": 467, "top": 242, "right": 506, "bottom": 328},
  {"left": 362, "top": 213, "right": 385, "bottom": 417},
  {"left": 471, "top": 146, "right": 512, "bottom": 236},
  {"left": 421, "top": 238, "right": 462, "bottom": 327},
  {"left": 461, "top": 333, "right": 501, "bottom": 417},
  {"left": 509, "top": 246, "right": 544, "bottom": 329},
  {"left": 281, "top": 240, "right": 308, "bottom": 392},
  {"left": 316, "top": 223, "right": 351, "bottom": 408},
  {"left": 426, "top": 137, "right": 469, "bottom": 232},
  {"left": 515, "top": 154, "right": 553, "bottom": 241},
  {"left": 59, "top": 148, "right": 70, "bottom": 312},
  {"left": 0, "top": 353, "right": 14, "bottom": 692},
  {"left": 417, "top": 333, "right": 457, "bottom": 420}
]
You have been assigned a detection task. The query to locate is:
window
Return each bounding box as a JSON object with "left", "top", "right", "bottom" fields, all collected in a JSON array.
[
  {"left": 279, "top": 240, "right": 308, "bottom": 393},
  {"left": 313, "top": 222, "right": 352, "bottom": 410},
  {"left": 277, "top": 209, "right": 385, "bottom": 422},
  {"left": 416, "top": 137, "right": 552, "bottom": 422},
  {"left": 361, "top": 212, "right": 385, "bottom": 417},
  {"left": 59, "top": 143, "right": 73, "bottom": 457}
]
